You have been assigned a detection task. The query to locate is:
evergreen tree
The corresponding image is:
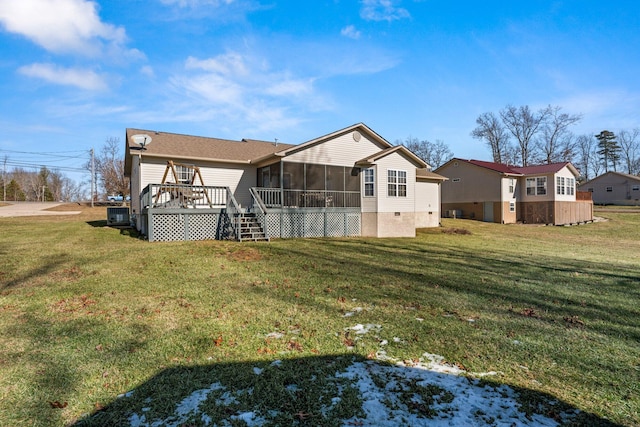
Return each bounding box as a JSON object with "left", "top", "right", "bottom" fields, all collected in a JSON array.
[{"left": 595, "top": 130, "right": 621, "bottom": 172}]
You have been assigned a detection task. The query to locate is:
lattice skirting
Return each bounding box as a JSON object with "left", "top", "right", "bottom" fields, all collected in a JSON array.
[
  {"left": 145, "top": 209, "right": 361, "bottom": 242},
  {"left": 148, "top": 212, "right": 221, "bottom": 242},
  {"left": 265, "top": 211, "right": 361, "bottom": 239}
]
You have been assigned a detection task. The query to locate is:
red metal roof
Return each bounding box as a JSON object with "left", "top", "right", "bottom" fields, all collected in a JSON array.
[
  {"left": 512, "top": 162, "right": 570, "bottom": 175},
  {"left": 456, "top": 159, "right": 521, "bottom": 175}
]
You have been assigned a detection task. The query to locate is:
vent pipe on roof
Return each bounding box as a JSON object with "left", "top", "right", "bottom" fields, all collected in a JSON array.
[{"left": 275, "top": 138, "right": 278, "bottom": 147}]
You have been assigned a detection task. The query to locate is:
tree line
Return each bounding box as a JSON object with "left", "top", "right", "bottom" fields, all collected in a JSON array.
[
  {"left": 471, "top": 104, "right": 640, "bottom": 181},
  {"left": 0, "top": 137, "right": 129, "bottom": 202},
  {"left": 0, "top": 165, "right": 83, "bottom": 202}
]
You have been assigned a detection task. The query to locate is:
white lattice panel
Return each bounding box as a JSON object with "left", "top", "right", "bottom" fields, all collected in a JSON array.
[
  {"left": 151, "top": 214, "right": 185, "bottom": 241},
  {"left": 346, "top": 213, "right": 361, "bottom": 236},
  {"left": 325, "top": 212, "right": 345, "bottom": 237},
  {"left": 303, "top": 212, "right": 325, "bottom": 237},
  {"left": 265, "top": 213, "right": 281, "bottom": 238},
  {"left": 281, "top": 213, "right": 305, "bottom": 238},
  {"left": 186, "top": 214, "right": 219, "bottom": 241}
]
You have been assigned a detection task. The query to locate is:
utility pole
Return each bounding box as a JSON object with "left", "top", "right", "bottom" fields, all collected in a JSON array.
[
  {"left": 90, "top": 148, "right": 95, "bottom": 207},
  {"left": 2, "top": 155, "right": 6, "bottom": 202}
]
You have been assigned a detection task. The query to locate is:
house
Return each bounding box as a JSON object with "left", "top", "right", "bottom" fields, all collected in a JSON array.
[
  {"left": 435, "top": 158, "right": 593, "bottom": 225},
  {"left": 578, "top": 171, "right": 640, "bottom": 205},
  {"left": 124, "top": 123, "right": 447, "bottom": 242}
]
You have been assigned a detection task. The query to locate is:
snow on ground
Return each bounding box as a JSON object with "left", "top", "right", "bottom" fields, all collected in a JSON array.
[{"left": 125, "top": 322, "right": 579, "bottom": 427}]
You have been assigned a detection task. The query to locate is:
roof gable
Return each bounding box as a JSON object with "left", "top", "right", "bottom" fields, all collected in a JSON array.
[
  {"left": 276, "top": 123, "right": 392, "bottom": 157},
  {"left": 355, "top": 145, "right": 428, "bottom": 168}
]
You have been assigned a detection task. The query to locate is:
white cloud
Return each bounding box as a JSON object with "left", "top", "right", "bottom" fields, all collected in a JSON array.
[
  {"left": 18, "top": 63, "right": 108, "bottom": 91},
  {"left": 140, "top": 65, "right": 155, "bottom": 77},
  {"left": 185, "top": 53, "right": 248, "bottom": 76},
  {"left": 341, "top": 25, "right": 361, "bottom": 40},
  {"left": 360, "top": 0, "right": 410, "bottom": 22},
  {"left": 0, "top": 0, "right": 129, "bottom": 57}
]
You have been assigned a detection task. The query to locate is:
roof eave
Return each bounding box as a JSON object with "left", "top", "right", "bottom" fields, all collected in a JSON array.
[{"left": 129, "top": 150, "right": 252, "bottom": 165}]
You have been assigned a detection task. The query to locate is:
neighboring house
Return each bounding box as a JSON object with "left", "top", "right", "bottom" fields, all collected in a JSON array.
[
  {"left": 578, "top": 171, "right": 640, "bottom": 205},
  {"left": 435, "top": 158, "right": 593, "bottom": 225},
  {"left": 124, "top": 123, "right": 447, "bottom": 242}
]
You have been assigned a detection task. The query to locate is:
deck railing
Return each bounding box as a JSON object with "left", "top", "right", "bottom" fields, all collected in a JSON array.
[
  {"left": 253, "top": 187, "right": 361, "bottom": 208},
  {"left": 143, "top": 183, "right": 230, "bottom": 208},
  {"left": 576, "top": 190, "right": 592, "bottom": 201}
]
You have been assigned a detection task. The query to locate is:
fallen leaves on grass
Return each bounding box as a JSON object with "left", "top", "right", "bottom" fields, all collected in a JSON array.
[
  {"left": 286, "top": 340, "right": 303, "bottom": 352},
  {"left": 564, "top": 315, "right": 585, "bottom": 328},
  {"left": 441, "top": 227, "right": 472, "bottom": 235},
  {"left": 48, "top": 401, "right": 67, "bottom": 409}
]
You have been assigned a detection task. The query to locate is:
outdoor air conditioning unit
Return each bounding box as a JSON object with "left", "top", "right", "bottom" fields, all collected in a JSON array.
[{"left": 107, "top": 207, "right": 130, "bottom": 226}]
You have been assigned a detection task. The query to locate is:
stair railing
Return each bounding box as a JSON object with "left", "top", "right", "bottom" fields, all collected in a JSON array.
[
  {"left": 225, "top": 187, "right": 242, "bottom": 240},
  {"left": 249, "top": 187, "right": 269, "bottom": 240}
]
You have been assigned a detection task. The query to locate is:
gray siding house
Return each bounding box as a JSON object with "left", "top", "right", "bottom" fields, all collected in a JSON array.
[{"left": 578, "top": 171, "right": 640, "bottom": 205}]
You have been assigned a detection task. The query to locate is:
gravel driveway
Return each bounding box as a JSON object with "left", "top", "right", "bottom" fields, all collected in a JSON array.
[{"left": 0, "top": 202, "right": 81, "bottom": 217}]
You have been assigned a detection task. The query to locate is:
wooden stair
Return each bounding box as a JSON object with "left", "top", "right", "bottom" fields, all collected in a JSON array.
[{"left": 236, "top": 213, "right": 269, "bottom": 242}]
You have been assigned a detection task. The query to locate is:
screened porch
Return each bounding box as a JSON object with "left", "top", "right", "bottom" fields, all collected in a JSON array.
[{"left": 254, "top": 161, "right": 362, "bottom": 209}]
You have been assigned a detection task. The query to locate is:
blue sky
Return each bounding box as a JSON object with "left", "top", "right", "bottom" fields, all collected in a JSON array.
[{"left": 0, "top": 0, "right": 639, "bottom": 185}]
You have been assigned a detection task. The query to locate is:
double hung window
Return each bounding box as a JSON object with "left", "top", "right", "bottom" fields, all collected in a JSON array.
[{"left": 387, "top": 170, "right": 407, "bottom": 197}]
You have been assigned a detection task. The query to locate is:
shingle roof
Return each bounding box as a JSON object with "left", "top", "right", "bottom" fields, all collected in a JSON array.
[
  {"left": 126, "top": 129, "right": 296, "bottom": 164},
  {"left": 416, "top": 168, "right": 448, "bottom": 181}
]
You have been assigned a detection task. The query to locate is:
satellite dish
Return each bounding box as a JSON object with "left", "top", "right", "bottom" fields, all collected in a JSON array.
[{"left": 132, "top": 134, "right": 152, "bottom": 149}]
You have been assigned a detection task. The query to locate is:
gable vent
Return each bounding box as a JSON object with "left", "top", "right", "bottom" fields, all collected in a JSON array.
[{"left": 353, "top": 131, "right": 361, "bottom": 142}]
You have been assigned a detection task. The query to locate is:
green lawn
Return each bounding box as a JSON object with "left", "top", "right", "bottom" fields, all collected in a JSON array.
[{"left": 0, "top": 207, "right": 638, "bottom": 426}]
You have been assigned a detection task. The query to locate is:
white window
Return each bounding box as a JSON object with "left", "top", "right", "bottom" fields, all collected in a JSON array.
[
  {"left": 509, "top": 178, "right": 514, "bottom": 194},
  {"left": 537, "top": 177, "right": 547, "bottom": 195},
  {"left": 175, "top": 164, "right": 192, "bottom": 184},
  {"left": 632, "top": 185, "right": 639, "bottom": 191},
  {"left": 509, "top": 201, "right": 515, "bottom": 212},
  {"left": 387, "top": 170, "right": 407, "bottom": 197},
  {"left": 527, "top": 177, "right": 547, "bottom": 196},
  {"left": 557, "top": 177, "right": 565, "bottom": 195},
  {"left": 364, "top": 168, "right": 375, "bottom": 197},
  {"left": 567, "top": 178, "right": 575, "bottom": 195},
  {"left": 526, "top": 178, "right": 536, "bottom": 195},
  {"left": 606, "top": 186, "right": 613, "bottom": 192}
]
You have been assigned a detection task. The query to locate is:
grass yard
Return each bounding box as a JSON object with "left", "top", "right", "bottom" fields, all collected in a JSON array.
[{"left": 0, "top": 205, "right": 638, "bottom": 426}]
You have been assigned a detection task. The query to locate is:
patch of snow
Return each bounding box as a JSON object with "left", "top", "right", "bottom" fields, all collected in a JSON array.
[
  {"left": 337, "top": 360, "right": 570, "bottom": 426},
  {"left": 253, "top": 367, "right": 263, "bottom": 375},
  {"left": 265, "top": 332, "right": 284, "bottom": 339},
  {"left": 346, "top": 324, "right": 381, "bottom": 335}
]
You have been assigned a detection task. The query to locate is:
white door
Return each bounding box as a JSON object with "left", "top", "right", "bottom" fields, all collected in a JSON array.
[{"left": 483, "top": 202, "right": 494, "bottom": 222}]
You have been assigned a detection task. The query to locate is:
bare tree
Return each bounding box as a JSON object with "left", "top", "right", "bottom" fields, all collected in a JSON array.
[
  {"left": 617, "top": 128, "right": 640, "bottom": 175},
  {"left": 471, "top": 112, "right": 511, "bottom": 163},
  {"left": 95, "top": 137, "right": 129, "bottom": 197},
  {"left": 537, "top": 106, "right": 582, "bottom": 164},
  {"left": 400, "top": 137, "right": 454, "bottom": 169},
  {"left": 500, "top": 104, "right": 552, "bottom": 166},
  {"left": 429, "top": 139, "right": 454, "bottom": 169},
  {"left": 576, "top": 134, "right": 597, "bottom": 181}
]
